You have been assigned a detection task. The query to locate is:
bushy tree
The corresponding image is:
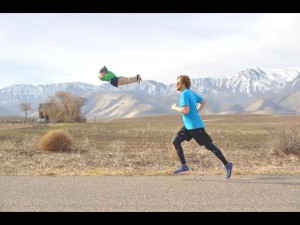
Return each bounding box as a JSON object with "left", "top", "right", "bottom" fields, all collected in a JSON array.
[{"left": 40, "top": 91, "right": 87, "bottom": 123}]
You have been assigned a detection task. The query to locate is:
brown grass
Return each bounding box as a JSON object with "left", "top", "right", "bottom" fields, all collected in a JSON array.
[
  {"left": 37, "top": 130, "right": 73, "bottom": 152},
  {"left": 264, "top": 121, "right": 300, "bottom": 156},
  {"left": 0, "top": 114, "right": 299, "bottom": 176}
]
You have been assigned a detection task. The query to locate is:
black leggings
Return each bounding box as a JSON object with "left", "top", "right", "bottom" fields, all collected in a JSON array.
[{"left": 172, "top": 127, "right": 228, "bottom": 166}]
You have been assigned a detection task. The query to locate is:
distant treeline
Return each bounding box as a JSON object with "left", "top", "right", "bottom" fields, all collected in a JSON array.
[{"left": 0, "top": 116, "right": 36, "bottom": 124}]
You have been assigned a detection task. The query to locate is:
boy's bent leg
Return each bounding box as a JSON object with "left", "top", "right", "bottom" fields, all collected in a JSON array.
[
  {"left": 189, "top": 128, "right": 228, "bottom": 166},
  {"left": 172, "top": 134, "right": 187, "bottom": 165},
  {"left": 204, "top": 142, "right": 228, "bottom": 166},
  {"left": 204, "top": 142, "right": 233, "bottom": 179},
  {"left": 117, "top": 76, "right": 139, "bottom": 85},
  {"left": 172, "top": 126, "right": 192, "bottom": 165},
  {"left": 172, "top": 133, "right": 190, "bottom": 175}
]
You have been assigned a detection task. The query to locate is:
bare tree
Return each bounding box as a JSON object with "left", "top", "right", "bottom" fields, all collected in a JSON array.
[{"left": 19, "top": 102, "right": 32, "bottom": 122}]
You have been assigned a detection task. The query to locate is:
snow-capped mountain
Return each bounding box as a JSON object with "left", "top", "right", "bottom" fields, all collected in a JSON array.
[
  {"left": 189, "top": 67, "right": 300, "bottom": 104},
  {"left": 0, "top": 82, "right": 97, "bottom": 103},
  {"left": 0, "top": 66, "right": 299, "bottom": 119}
]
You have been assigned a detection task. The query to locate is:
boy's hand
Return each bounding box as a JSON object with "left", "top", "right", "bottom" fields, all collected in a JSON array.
[{"left": 171, "top": 104, "right": 178, "bottom": 110}]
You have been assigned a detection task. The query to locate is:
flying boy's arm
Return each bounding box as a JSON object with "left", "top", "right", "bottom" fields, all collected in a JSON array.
[
  {"left": 99, "top": 71, "right": 116, "bottom": 81},
  {"left": 98, "top": 74, "right": 104, "bottom": 81},
  {"left": 99, "top": 73, "right": 111, "bottom": 81}
]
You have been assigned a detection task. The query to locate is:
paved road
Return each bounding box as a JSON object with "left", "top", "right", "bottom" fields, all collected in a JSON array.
[{"left": 0, "top": 175, "right": 299, "bottom": 212}]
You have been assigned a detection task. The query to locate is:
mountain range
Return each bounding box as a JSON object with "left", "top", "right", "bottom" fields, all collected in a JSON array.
[{"left": 0, "top": 66, "right": 299, "bottom": 120}]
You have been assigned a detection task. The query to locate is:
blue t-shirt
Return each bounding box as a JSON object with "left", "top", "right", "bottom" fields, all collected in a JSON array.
[{"left": 179, "top": 89, "right": 204, "bottom": 129}]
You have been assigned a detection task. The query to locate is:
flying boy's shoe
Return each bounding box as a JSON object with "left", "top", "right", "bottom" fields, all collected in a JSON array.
[
  {"left": 137, "top": 74, "right": 142, "bottom": 84},
  {"left": 173, "top": 165, "right": 189, "bottom": 175},
  {"left": 225, "top": 162, "right": 233, "bottom": 179}
]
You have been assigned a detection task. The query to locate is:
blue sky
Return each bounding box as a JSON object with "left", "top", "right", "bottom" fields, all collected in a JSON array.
[{"left": 0, "top": 13, "right": 299, "bottom": 89}]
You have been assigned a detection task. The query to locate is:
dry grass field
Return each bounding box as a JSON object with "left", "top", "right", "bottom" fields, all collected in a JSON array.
[{"left": 0, "top": 114, "right": 299, "bottom": 176}]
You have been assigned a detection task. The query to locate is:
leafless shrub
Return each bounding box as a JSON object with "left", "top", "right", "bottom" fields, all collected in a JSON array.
[
  {"left": 37, "top": 130, "right": 73, "bottom": 152},
  {"left": 19, "top": 102, "right": 32, "bottom": 122},
  {"left": 264, "top": 121, "right": 300, "bottom": 156}
]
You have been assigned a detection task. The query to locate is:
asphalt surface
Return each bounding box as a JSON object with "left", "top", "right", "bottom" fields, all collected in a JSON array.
[{"left": 0, "top": 174, "right": 299, "bottom": 212}]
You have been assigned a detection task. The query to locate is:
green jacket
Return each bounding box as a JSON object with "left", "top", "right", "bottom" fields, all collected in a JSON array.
[{"left": 99, "top": 71, "right": 117, "bottom": 81}]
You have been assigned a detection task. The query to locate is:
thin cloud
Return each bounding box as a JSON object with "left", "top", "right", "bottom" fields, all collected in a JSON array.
[{"left": 0, "top": 13, "right": 299, "bottom": 89}]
